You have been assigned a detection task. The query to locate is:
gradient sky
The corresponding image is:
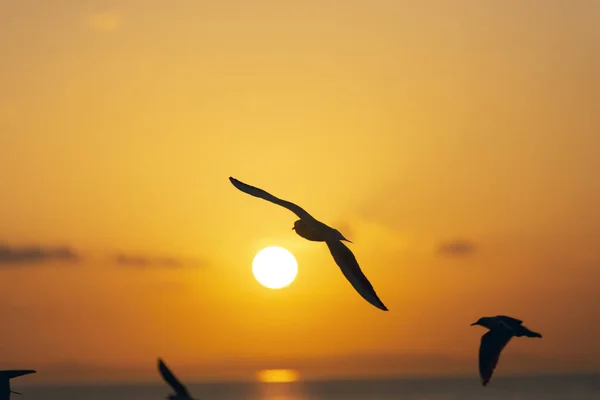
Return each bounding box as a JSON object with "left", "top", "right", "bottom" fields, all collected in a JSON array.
[{"left": 1, "top": 0, "right": 599, "bottom": 383}]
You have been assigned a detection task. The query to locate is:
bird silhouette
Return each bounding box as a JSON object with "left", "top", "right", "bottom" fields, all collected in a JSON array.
[
  {"left": 229, "top": 176, "right": 388, "bottom": 311},
  {"left": 471, "top": 315, "right": 542, "bottom": 386},
  {"left": 157, "top": 358, "right": 195, "bottom": 400},
  {"left": 0, "top": 370, "right": 36, "bottom": 400}
]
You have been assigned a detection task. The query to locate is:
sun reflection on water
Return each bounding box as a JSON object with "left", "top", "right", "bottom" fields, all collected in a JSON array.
[{"left": 257, "top": 369, "right": 300, "bottom": 383}]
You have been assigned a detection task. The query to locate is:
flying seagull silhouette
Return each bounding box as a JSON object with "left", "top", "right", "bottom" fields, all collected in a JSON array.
[
  {"left": 229, "top": 176, "right": 388, "bottom": 311},
  {"left": 0, "top": 370, "right": 36, "bottom": 400},
  {"left": 471, "top": 315, "right": 542, "bottom": 386},
  {"left": 158, "top": 358, "right": 195, "bottom": 400}
]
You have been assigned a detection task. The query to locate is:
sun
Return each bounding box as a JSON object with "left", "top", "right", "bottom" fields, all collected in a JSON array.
[{"left": 252, "top": 246, "right": 298, "bottom": 289}]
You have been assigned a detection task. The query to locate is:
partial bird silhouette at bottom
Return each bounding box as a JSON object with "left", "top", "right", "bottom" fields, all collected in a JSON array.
[
  {"left": 0, "top": 370, "right": 36, "bottom": 400},
  {"left": 471, "top": 315, "right": 542, "bottom": 386},
  {"left": 158, "top": 358, "right": 196, "bottom": 400}
]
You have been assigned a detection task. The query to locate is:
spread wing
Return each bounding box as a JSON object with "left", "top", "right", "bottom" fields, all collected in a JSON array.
[
  {"left": 479, "top": 330, "right": 513, "bottom": 386},
  {"left": 158, "top": 359, "right": 191, "bottom": 398},
  {"left": 229, "top": 177, "right": 313, "bottom": 220},
  {"left": 496, "top": 315, "right": 523, "bottom": 326},
  {"left": 326, "top": 240, "right": 388, "bottom": 311}
]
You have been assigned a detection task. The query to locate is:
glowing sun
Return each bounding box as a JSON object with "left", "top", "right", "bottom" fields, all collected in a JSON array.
[{"left": 252, "top": 246, "right": 298, "bottom": 289}]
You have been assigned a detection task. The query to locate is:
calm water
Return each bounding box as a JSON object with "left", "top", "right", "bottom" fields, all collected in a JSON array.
[{"left": 20, "top": 375, "right": 600, "bottom": 400}]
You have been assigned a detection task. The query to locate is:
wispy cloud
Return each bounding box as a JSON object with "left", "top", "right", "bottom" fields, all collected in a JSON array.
[
  {"left": 437, "top": 240, "right": 476, "bottom": 257},
  {"left": 114, "top": 254, "right": 203, "bottom": 269},
  {"left": 0, "top": 243, "right": 81, "bottom": 266},
  {"left": 84, "top": 10, "right": 121, "bottom": 32}
]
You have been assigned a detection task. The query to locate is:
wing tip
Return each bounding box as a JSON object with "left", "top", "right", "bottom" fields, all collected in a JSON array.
[
  {"left": 368, "top": 293, "right": 389, "bottom": 311},
  {"left": 363, "top": 296, "right": 389, "bottom": 311},
  {"left": 481, "top": 375, "right": 491, "bottom": 386},
  {"left": 157, "top": 358, "right": 167, "bottom": 371},
  {"left": 229, "top": 176, "right": 245, "bottom": 189}
]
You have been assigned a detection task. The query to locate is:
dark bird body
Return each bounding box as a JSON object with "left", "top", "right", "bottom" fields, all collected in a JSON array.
[
  {"left": 0, "top": 370, "right": 36, "bottom": 400},
  {"left": 157, "top": 359, "right": 195, "bottom": 400},
  {"left": 471, "top": 315, "right": 542, "bottom": 386},
  {"left": 229, "top": 176, "right": 388, "bottom": 311}
]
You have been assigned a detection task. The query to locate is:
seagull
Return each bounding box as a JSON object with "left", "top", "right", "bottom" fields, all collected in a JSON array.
[
  {"left": 157, "top": 358, "right": 195, "bottom": 400},
  {"left": 228, "top": 176, "right": 388, "bottom": 311},
  {"left": 0, "top": 370, "right": 36, "bottom": 400},
  {"left": 471, "top": 315, "right": 542, "bottom": 386}
]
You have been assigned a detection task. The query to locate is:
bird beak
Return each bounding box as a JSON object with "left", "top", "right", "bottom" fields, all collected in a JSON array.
[
  {"left": 470, "top": 322, "right": 477, "bottom": 326},
  {"left": 292, "top": 227, "right": 295, "bottom": 230}
]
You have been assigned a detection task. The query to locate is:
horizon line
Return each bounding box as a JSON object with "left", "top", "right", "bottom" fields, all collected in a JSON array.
[{"left": 18, "top": 371, "right": 600, "bottom": 387}]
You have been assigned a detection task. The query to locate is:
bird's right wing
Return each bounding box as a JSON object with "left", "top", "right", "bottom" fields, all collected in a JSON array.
[
  {"left": 229, "top": 177, "right": 313, "bottom": 220},
  {"left": 157, "top": 359, "right": 192, "bottom": 398},
  {"left": 325, "top": 240, "right": 388, "bottom": 311},
  {"left": 479, "top": 330, "right": 513, "bottom": 386}
]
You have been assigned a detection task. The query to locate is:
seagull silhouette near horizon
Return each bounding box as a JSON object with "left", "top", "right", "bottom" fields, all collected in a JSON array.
[
  {"left": 229, "top": 176, "right": 388, "bottom": 311},
  {"left": 157, "top": 358, "right": 195, "bottom": 400},
  {"left": 471, "top": 315, "right": 542, "bottom": 386},
  {"left": 0, "top": 370, "right": 36, "bottom": 400}
]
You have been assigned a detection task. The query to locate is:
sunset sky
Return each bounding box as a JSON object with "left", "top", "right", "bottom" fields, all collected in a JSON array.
[{"left": 0, "top": 0, "right": 599, "bottom": 384}]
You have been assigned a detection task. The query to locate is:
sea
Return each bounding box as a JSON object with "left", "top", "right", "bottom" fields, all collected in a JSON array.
[{"left": 19, "top": 374, "right": 600, "bottom": 400}]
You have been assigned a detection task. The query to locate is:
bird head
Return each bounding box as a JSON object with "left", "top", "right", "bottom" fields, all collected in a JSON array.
[
  {"left": 292, "top": 220, "right": 301, "bottom": 231},
  {"left": 471, "top": 317, "right": 491, "bottom": 328}
]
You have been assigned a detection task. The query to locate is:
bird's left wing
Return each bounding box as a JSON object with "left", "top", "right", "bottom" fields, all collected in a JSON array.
[
  {"left": 325, "top": 240, "right": 388, "bottom": 311},
  {"left": 229, "top": 177, "right": 313, "bottom": 220},
  {"left": 478, "top": 330, "right": 513, "bottom": 386},
  {"left": 158, "top": 359, "right": 192, "bottom": 398}
]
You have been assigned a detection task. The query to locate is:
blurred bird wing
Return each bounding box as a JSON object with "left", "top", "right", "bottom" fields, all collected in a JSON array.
[
  {"left": 0, "top": 370, "right": 35, "bottom": 399},
  {"left": 0, "top": 378, "right": 9, "bottom": 400},
  {"left": 229, "top": 177, "right": 313, "bottom": 220},
  {"left": 158, "top": 359, "right": 192, "bottom": 398},
  {"left": 497, "top": 315, "right": 523, "bottom": 326},
  {"left": 325, "top": 240, "right": 388, "bottom": 311},
  {"left": 479, "top": 330, "right": 513, "bottom": 386}
]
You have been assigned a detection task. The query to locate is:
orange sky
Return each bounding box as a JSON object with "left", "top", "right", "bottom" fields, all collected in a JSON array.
[{"left": 0, "top": 0, "right": 599, "bottom": 383}]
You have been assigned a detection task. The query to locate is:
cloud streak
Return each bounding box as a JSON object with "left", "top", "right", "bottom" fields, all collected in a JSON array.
[
  {"left": 0, "top": 244, "right": 81, "bottom": 265},
  {"left": 114, "top": 254, "right": 203, "bottom": 269},
  {"left": 437, "top": 240, "right": 476, "bottom": 257}
]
